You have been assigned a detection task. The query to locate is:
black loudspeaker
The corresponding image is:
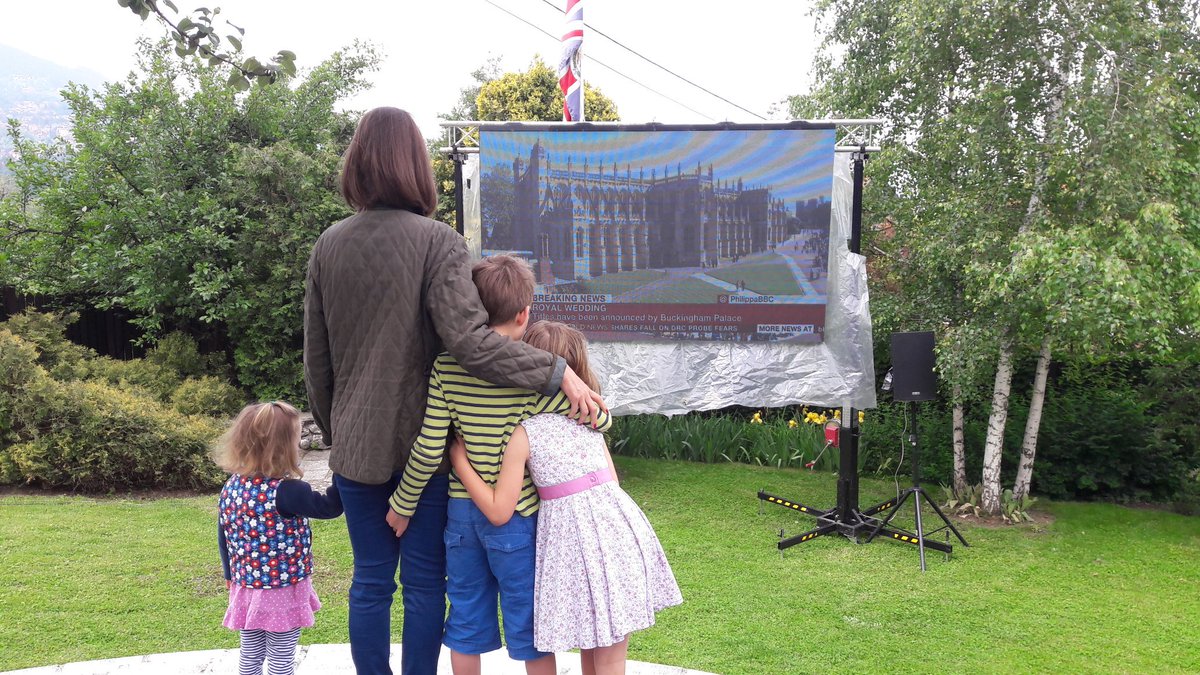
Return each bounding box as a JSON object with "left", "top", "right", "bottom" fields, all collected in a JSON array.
[{"left": 890, "top": 331, "right": 936, "bottom": 401}]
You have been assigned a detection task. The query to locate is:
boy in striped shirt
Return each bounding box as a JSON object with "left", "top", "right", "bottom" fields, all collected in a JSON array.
[{"left": 386, "top": 254, "right": 610, "bottom": 674}]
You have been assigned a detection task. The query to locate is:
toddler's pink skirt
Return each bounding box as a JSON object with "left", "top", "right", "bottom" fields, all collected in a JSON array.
[{"left": 223, "top": 577, "right": 321, "bottom": 632}]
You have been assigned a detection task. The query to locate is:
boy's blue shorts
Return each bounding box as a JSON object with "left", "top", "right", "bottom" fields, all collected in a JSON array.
[{"left": 443, "top": 497, "right": 547, "bottom": 661}]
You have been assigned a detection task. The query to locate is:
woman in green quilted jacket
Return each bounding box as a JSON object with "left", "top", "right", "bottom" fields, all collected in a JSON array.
[{"left": 303, "top": 106, "right": 604, "bottom": 675}]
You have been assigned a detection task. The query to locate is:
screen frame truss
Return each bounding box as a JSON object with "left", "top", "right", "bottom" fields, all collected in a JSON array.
[{"left": 439, "top": 119, "right": 884, "bottom": 157}]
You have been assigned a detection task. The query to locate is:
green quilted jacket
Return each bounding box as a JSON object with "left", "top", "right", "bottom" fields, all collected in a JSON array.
[{"left": 303, "top": 208, "right": 564, "bottom": 484}]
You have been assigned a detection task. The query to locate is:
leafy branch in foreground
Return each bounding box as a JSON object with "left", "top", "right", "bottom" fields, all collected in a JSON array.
[{"left": 116, "top": 0, "right": 296, "bottom": 89}]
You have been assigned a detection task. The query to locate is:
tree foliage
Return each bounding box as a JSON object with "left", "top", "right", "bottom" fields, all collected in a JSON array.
[
  {"left": 1, "top": 39, "right": 378, "bottom": 400},
  {"left": 431, "top": 58, "right": 622, "bottom": 227},
  {"left": 801, "top": 0, "right": 1200, "bottom": 363},
  {"left": 116, "top": 0, "right": 295, "bottom": 89},
  {"left": 476, "top": 57, "right": 620, "bottom": 123},
  {"left": 796, "top": 0, "right": 1200, "bottom": 511}
]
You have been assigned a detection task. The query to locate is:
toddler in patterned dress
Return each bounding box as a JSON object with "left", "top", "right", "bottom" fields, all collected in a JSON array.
[
  {"left": 450, "top": 321, "right": 683, "bottom": 675},
  {"left": 214, "top": 401, "right": 343, "bottom": 675}
]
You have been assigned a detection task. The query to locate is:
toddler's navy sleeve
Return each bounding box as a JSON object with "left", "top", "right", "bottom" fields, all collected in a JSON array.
[
  {"left": 218, "top": 520, "right": 231, "bottom": 581},
  {"left": 277, "top": 480, "right": 343, "bottom": 519}
]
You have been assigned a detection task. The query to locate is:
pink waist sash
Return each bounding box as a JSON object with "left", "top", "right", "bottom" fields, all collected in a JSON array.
[{"left": 537, "top": 468, "right": 614, "bottom": 501}]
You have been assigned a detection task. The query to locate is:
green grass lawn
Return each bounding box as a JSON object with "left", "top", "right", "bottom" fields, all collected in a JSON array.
[
  {"left": 706, "top": 261, "right": 802, "bottom": 295},
  {"left": 577, "top": 269, "right": 667, "bottom": 297},
  {"left": 647, "top": 277, "right": 729, "bottom": 303},
  {"left": 2, "top": 459, "right": 1198, "bottom": 674}
]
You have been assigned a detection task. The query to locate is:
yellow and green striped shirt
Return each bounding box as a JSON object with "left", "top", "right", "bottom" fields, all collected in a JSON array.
[{"left": 388, "top": 352, "right": 611, "bottom": 518}]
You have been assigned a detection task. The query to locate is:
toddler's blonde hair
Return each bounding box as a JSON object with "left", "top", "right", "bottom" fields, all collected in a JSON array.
[{"left": 213, "top": 401, "right": 303, "bottom": 479}]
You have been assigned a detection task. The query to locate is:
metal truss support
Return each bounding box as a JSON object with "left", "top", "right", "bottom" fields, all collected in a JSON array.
[{"left": 439, "top": 119, "right": 884, "bottom": 156}]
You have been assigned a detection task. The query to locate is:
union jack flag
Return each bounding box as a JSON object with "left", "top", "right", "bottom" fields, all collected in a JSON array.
[{"left": 558, "top": 0, "right": 584, "bottom": 121}]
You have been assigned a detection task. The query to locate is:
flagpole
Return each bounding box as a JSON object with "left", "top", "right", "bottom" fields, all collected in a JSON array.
[
  {"left": 560, "top": 0, "right": 584, "bottom": 122},
  {"left": 577, "top": 33, "right": 585, "bottom": 122}
]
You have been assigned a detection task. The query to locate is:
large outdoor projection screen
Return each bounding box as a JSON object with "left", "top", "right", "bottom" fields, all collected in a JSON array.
[{"left": 468, "top": 122, "right": 876, "bottom": 415}]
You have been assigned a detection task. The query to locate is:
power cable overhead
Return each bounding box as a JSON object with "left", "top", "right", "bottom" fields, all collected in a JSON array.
[
  {"left": 482, "top": 0, "right": 717, "bottom": 121},
  {"left": 535, "top": 0, "right": 769, "bottom": 120}
]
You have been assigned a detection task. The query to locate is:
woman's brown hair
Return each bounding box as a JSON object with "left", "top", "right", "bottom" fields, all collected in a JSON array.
[
  {"left": 523, "top": 321, "right": 600, "bottom": 394},
  {"left": 213, "top": 401, "right": 304, "bottom": 479},
  {"left": 340, "top": 107, "right": 437, "bottom": 216}
]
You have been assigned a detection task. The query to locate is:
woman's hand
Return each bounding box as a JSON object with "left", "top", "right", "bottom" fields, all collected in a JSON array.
[{"left": 561, "top": 365, "right": 607, "bottom": 427}]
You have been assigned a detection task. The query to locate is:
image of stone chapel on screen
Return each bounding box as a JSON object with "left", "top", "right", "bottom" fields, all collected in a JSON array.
[{"left": 479, "top": 127, "right": 835, "bottom": 343}]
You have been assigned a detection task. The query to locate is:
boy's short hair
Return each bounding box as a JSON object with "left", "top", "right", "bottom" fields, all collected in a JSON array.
[{"left": 472, "top": 255, "right": 535, "bottom": 325}]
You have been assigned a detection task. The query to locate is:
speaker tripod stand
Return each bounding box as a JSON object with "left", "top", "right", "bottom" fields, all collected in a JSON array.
[{"left": 864, "top": 400, "right": 969, "bottom": 570}]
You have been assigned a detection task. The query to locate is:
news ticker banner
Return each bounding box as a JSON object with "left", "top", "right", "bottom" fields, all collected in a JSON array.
[
  {"left": 479, "top": 124, "right": 836, "bottom": 343},
  {"left": 530, "top": 294, "right": 826, "bottom": 342}
]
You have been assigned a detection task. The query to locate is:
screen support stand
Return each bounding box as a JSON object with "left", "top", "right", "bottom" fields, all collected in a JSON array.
[
  {"left": 757, "top": 148, "right": 962, "bottom": 565},
  {"left": 450, "top": 144, "right": 467, "bottom": 236},
  {"left": 758, "top": 148, "right": 877, "bottom": 548}
]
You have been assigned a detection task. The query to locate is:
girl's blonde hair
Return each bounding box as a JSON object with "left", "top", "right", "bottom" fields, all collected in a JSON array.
[
  {"left": 523, "top": 321, "right": 600, "bottom": 394},
  {"left": 213, "top": 401, "right": 304, "bottom": 479}
]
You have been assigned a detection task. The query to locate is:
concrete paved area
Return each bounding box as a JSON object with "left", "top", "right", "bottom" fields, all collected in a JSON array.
[
  {"left": 299, "top": 445, "right": 334, "bottom": 492},
  {"left": 4, "top": 644, "right": 713, "bottom": 674}
]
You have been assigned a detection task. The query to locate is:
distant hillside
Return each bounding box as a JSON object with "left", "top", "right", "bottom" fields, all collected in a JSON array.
[{"left": 0, "top": 44, "right": 106, "bottom": 170}]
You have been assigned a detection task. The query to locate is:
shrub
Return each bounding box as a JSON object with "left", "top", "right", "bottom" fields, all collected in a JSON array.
[
  {"left": 0, "top": 314, "right": 236, "bottom": 491},
  {"left": 1175, "top": 469, "right": 1200, "bottom": 516},
  {"left": 233, "top": 340, "right": 306, "bottom": 402},
  {"left": 611, "top": 414, "right": 690, "bottom": 461},
  {"left": 0, "top": 376, "right": 72, "bottom": 485},
  {"left": 860, "top": 400, "right": 989, "bottom": 486},
  {"left": 1, "top": 310, "right": 94, "bottom": 380},
  {"left": 81, "top": 356, "right": 183, "bottom": 402},
  {"left": 1, "top": 379, "right": 225, "bottom": 491},
  {"left": 0, "top": 329, "right": 43, "bottom": 404},
  {"left": 610, "top": 407, "right": 835, "bottom": 469},
  {"left": 0, "top": 330, "right": 48, "bottom": 475},
  {"left": 146, "top": 331, "right": 228, "bottom": 380},
  {"left": 171, "top": 376, "right": 245, "bottom": 418},
  {"left": 1032, "top": 372, "right": 1188, "bottom": 502},
  {"left": 1140, "top": 361, "right": 1200, "bottom": 508}
]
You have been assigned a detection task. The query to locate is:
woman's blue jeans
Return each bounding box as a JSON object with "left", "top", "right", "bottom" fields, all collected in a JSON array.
[{"left": 334, "top": 471, "right": 449, "bottom": 675}]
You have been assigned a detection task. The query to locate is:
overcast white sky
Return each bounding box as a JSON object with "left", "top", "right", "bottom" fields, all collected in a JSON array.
[{"left": 1, "top": 0, "right": 821, "bottom": 138}]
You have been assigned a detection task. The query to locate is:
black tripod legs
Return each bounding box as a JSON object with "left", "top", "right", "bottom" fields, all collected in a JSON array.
[
  {"left": 924, "top": 491, "right": 970, "bottom": 547},
  {"left": 864, "top": 486, "right": 969, "bottom": 570}
]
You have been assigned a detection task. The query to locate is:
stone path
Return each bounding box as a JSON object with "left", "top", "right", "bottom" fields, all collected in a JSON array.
[
  {"left": 5, "top": 644, "right": 710, "bottom": 674},
  {"left": 299, "top": 444, "right": 335, "bottom": 492}
]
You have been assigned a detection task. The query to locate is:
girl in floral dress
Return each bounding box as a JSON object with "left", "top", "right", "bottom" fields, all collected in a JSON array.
[
  {"left": 450, "top": 321, "right": 682, "bottom": 675},
  {"left": 215, "top": 401, "right": 342, "bottom": 675}
]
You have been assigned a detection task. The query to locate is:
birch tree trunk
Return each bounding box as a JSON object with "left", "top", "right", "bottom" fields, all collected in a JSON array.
[
  {"left": 1013, "top": 334, "right": 1053, "bottom": 500},
  {"left": 952, "top": 385, "right": 968, "bottom": 496},
  {"left": 978, "top": 50, "right": 1066, "bottom": 514},
  {"left": 980, "top": 340, "right": 1014, "bottom": 514}
]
